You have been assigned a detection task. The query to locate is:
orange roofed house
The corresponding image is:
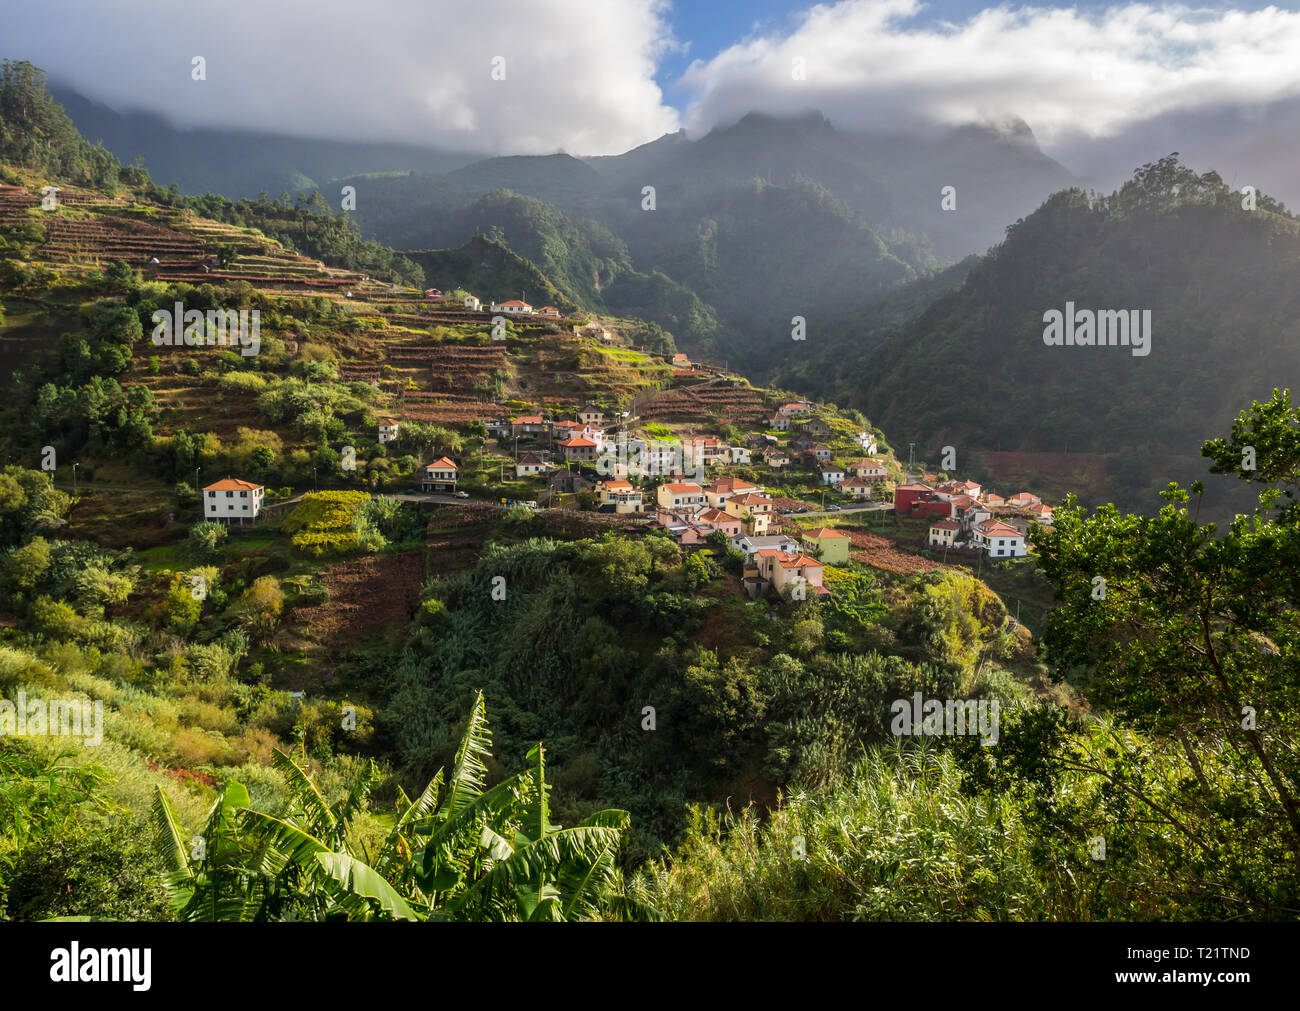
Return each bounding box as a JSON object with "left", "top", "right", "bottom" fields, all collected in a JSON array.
[
  {"left": 203, "top": 478, "right": 264, "bottom": 524},
  {"left": 421, "top": 457, "right": 458, "bottom": 493}
]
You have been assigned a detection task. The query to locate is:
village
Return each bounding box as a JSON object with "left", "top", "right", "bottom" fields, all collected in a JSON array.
[{"left": 199, "top": 309, "right": 1057, "bottom": 601}]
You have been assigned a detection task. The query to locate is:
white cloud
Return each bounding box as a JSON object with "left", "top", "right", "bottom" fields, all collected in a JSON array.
[
  {"left": 6, "top": 0, "right": 681, "bottom": 155},
  {"left": 679, "top": 0, "right": 1300, "bottom": 150}
]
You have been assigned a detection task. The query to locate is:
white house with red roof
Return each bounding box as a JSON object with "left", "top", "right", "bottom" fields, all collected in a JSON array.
[
  {"left": 378, "top": 417, "right": 400, "bottom": 445},
  {"left": 203, "top": 478, "right": 264, "bottom": 524},
  {"left": 538, "top": 306, "right": 561, "bottom": 317},
  {"left": 492, "top": 299, "right": 534, "bottom": 314},
  {"left": 516, "top": 452, "right": 552, "bottom": 478},
  {"left": 841, "top": 476, "right": 875, "bottom": 500},
  {"left": 777, "top": 402, "right": 812, "bottom": 417},
  {"left": 971, "top": 519, "right": 1027, "bottom": 558},
  {"left": 1007, "top": 492, "right": 1042, "bottom": 508},
  {"left": 421, "top": 457, "right": 458, "bottom": 493},
  {"left": 928, "top": 517, "right": 962, "bottom": 548},
  {"left": 463, "top": 294, "right": 481, "bottom": 311},
  {"left": 1024, "top": 502, "right": 1055, "bottom": 525}
]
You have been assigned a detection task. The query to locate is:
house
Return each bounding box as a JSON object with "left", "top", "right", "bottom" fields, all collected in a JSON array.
[
  {"left": 579, "top": 404, "right": 606, "bottom": 427},
  {"left": 841, "top": 476, "right": 875, "bottom": 500},
  {"left": 1025, "top": 502, "right": 1055, "bottom": 525},
  {"left": 510, "top": 415, "right": 548, "bottom": 439},
  {"left": 596, "top": 480, "right": 643, "bottom": 514},
  {"left": 763, "top": 446, "right": 791, "bottom": 469},
  {"left": 493, "top": 299, "right": 534, "bottom": 314},
  {"left": 684, "top": 436, "right": 728, "bottom": 468},
  {"left": 657, "top": 481, "right": 705, "bottom": 512},
  {"left": 733, "top": 533, "right": 800, "bottom": 558},
  {"left": 801, "top": 527, "right": 851, "bottom": 565},
  {"left": 724, "top": 492, "right": 774, "bottom": 535},
  {"left": 203, "top": 478, "right": 264, "bottom": 524},
  {"left": 672, "top": 352, "right": 690, "bottom": 367},
  {"left": 971, "top": 519, "right": 1028, "bottom": 558},
  {"left": 778, "top": 402, "right": 812, "bottom": 417},
  {"left": 799, "top": 418, "right": 832, "bottom": 439},
  {"left": 421, "top": 457, "right": 458, "bottom": 493},
  {"left": 754, "top": 550, "right": 828, "bottom": 598},
  {"left": 463, "top": 294, "right": 481, "bottom": 311},
  {"left": 696, "top": 508, "right": 742, "bottom": 538},
  {"left": 704, "top": 476, "right": 762, "bottom": 509},
  {"left": 805, "top": 443, "right": 833, "bottom": 462},
  {"left": 935, "top": 479, "right": 983, "bottom": 500},
  {"left": 538, "top": 306, "right": 561, "bottom": 317},
  {"left": 948, "top": 494, "right": 989, "bottom": 529},
  {"left": 557, "top": 436, "right": 600, "bottom": 463},
  {"left": 378, "top": 418, "right": 400, "bottom": 445},
  {"left": 854, "top": 431, "right": 878, "bottom": 454},
  {"left": 548, "top": 469, "right": 594, "bottom": 495},
  {"left": 1007, "top": 492, "right": 1042, "bottom": 508},
  {"left": 849, "top": 458, "right": 889, "bottom": 482},
  {"left": 424, "top": 288, "right": 443, "bottom": 300},
  {"left": 768, "top": 414, "right": 790, "bottom": 431},
  {"left": 576, "top": 324, "right": 614, "bottom": 342},
  {"left": 820, "top": 463, "right": 846, "bottom": 486},
  {"left": 894, "top": 484, "right": 953, "bottom": 519},
  {"left": 729, "top": 445, "right": 752, "bottom": 465},
  {"left": 516, "top": 452, "right": 551, "bottom": 478},
  {"left": 983, "top": 492, "right": 1006, "bottom": 507},
  {"left": 928, "top": 518, "right": 962, "bottom": 548}
]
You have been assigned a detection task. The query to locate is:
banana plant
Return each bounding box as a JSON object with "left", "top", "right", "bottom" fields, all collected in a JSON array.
[{"left": 151, "top": 692, "right": 658, "bottom": 921}]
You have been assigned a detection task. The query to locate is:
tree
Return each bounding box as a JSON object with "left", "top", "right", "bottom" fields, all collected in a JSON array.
[
  {"left": 188, "top": 521, "right": 228, "bottom": 560},
  {"left": 1016, "top": 388, "right": 1300, "bottom": 915}
]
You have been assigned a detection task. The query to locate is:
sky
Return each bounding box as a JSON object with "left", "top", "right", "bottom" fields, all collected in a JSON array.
[{"left": 5, "top": 0, "right": 1300, "bottom": 193}]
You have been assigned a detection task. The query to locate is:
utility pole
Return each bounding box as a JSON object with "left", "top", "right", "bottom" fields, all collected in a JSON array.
[
  {"left": 312, "top": 468, "right": 318, "bottom": 492},
  {"left": 72, "top": 462, "right": 78, "bottom": 494},
  {"left": 908, "top": 443, "right": 915, "bottom": 477},
  {"left": 194, "top": 466, "right": 200, "bottom": 499}
]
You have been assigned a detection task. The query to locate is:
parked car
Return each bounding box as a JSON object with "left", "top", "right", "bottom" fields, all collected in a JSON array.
[
  {"left": 828, "top": 504, "right": 842, "bottom": 511},
  {"left": 454, "top": 490, "right": 470, "bottom": 498}
]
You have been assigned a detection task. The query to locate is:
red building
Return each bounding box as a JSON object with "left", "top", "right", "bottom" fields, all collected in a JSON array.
[{"left": 894, "top": 483, "right": 953, "bottom": 519}]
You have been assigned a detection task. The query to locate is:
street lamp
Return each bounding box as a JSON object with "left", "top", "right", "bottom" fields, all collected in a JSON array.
[
  {"left": 313, "top": 468, "right": 318, "bottom": 492},
  {"left": 72, "top": 462, "right": 78, "bottom": 494}
]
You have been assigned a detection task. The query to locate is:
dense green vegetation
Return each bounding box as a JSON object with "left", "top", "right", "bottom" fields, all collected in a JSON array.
[{"left": 800, "top": 156, "right": 1300, "bottom": 516}]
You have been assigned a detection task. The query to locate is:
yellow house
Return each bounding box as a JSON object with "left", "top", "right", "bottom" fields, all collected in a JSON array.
[{"left": 724, "top": 492, "right": 774, "bottom": 535}]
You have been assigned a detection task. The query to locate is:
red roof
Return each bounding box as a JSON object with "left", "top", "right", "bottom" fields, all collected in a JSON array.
[
  {"left": 601, "top": 480, "right": 634, "bottom": 491},
  {"left": 664, "top": 482, "right": 702, "bottom": 493},
  {"left": 498, "top": 299, "right": 532, "bottom": 308},
  {"left": 511, "top": 415, "right": 544, "bottom": 424},
  {"left": 559, "top": 437, "right": 598, "bottom": 448},
  {"left": 778, "top": 554, "right": 823, "bottom": 569},
  {"left": 204, "top": 478, "right": 263, "bottom": 492},
  {"left": 425, "top": 457, "right": 457, "bottom": 471},
  {"left": 931, "top": 518, "right": 962, "bottom": 531},
  {"left": 803, "top": 527, "right": 850, "bottom": 539},
  {"left": 729, "top": 493, "right": 773, "bottom": 506}
]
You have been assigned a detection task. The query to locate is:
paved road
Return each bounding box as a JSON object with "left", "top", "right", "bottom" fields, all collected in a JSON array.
[{"left": 785, "top": 502, "right": 893, "bottom": 519}]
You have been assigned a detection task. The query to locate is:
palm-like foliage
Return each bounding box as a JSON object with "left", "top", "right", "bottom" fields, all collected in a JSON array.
[{"left": 151, "top": 693, "right": 657, "bottom": 921}]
